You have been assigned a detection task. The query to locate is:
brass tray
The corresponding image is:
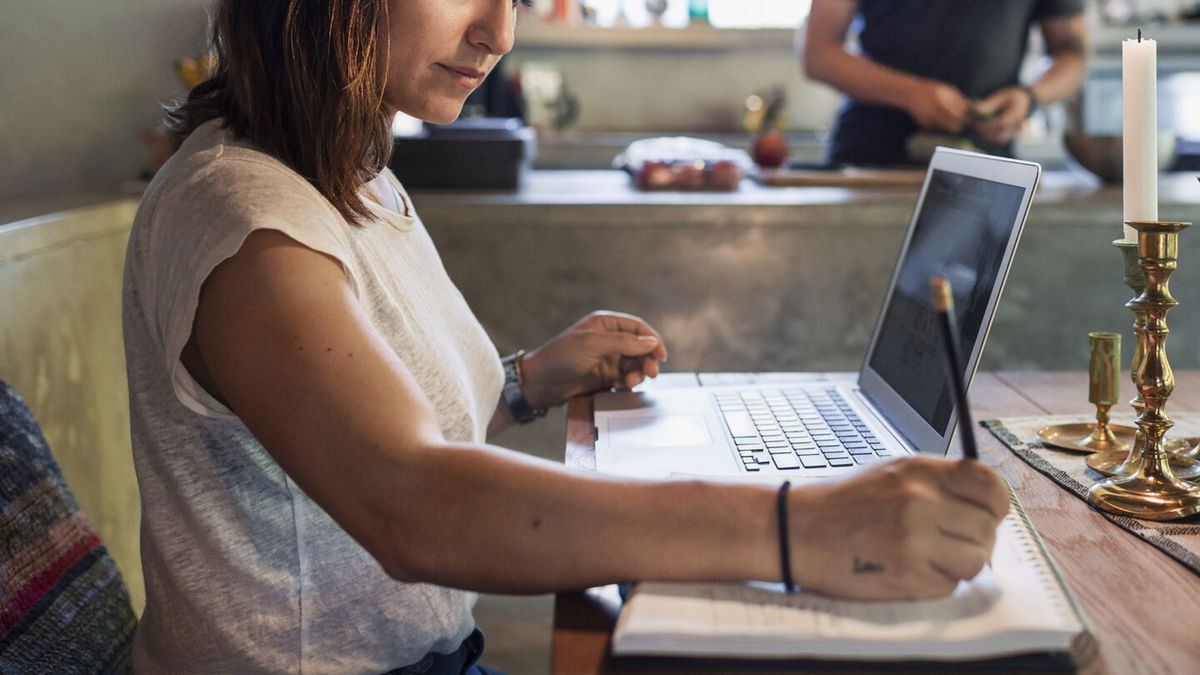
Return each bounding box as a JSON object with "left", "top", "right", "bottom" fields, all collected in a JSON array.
[
  {"left": 1036, "top": 423, "right": 1136, "bottom": 453},
  {"left": 1036, "top": 422, "right": 1197, "bottom": 455}
]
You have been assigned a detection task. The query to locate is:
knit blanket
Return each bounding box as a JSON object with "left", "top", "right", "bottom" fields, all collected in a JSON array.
[{"left": 0, "top": 381, "right": 136, "bottom": 673}]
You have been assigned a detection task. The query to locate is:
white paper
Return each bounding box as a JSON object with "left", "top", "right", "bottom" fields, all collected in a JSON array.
[{"left": 614, "top": 512, "right": 1084, "bottom": 661}]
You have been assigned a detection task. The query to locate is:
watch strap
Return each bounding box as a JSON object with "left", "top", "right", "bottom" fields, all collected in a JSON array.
[{"left": 501, "top": 350, "right": 546, "bottom": 425}]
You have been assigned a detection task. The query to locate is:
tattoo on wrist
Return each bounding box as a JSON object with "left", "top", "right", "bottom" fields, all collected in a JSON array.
[{"left": 852, "top": 557, "right": 885, "bottom": 574}]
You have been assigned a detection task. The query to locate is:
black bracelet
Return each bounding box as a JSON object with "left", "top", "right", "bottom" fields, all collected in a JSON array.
[
  {"left": 1021, "top": 84, "right": 1039, "bottom": 118},
  {"left": 777, "top": 481, "right": 796, "bottom": 593}
]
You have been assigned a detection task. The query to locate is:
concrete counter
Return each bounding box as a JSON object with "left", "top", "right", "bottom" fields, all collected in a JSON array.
[{"left": 412, "top": 170, "right": 1200, "bottom": 376}]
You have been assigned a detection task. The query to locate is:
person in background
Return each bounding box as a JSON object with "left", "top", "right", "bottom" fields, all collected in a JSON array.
[
  {"left": 802, "top": 0, "right": 1088, "bottom": 166},
  {"left": 123, "top": 1, "right": 1011, "bottom": 672}
]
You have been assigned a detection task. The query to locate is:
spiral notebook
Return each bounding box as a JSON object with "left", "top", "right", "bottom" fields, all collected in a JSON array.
[{"left": 613, "top": 495, "right": 1092, "bottom": 665}]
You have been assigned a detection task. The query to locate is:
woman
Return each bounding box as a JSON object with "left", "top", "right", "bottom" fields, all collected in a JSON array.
[{"left": 123, "top": 1, "right": 1010, "bottom": 672}]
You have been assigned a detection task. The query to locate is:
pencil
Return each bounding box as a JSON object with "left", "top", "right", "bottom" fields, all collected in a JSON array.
[{"left": 930, "top": 277, "right": 978, "bottom": 460}]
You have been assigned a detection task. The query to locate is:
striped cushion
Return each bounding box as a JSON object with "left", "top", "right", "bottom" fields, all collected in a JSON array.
[{"left": 0, "top": 381, "right": 136, "bottom": 673}]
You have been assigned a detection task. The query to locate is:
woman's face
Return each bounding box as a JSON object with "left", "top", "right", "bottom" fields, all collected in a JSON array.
[{"left": 382, "top": 0, "right": 517, "bottom": 123}]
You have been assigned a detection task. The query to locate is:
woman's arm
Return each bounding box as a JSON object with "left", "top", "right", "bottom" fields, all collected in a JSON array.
[
  {"left": 189, "top": 229, "right": 1009, "bottom": 598},
  {"left": 801, "top": 0, "right": 970, "bottom": 133}
]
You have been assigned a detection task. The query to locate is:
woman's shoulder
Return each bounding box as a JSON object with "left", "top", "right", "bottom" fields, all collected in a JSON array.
[
  {"left": 139, "top": 120, "right": 341, "bottom": 235},
  {"left": 164, "top": 121, "right": 331, "bottom": 209}
]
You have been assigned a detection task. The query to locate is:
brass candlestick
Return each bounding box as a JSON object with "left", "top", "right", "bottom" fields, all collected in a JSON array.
[
  {"left": 1171, "top": 435, "right": 1200, "bottom": 466},
  {"left": 1088, "top": 222, "right": 1200, "bottom": 520},
  {"left": 1076, "top": 332, "right": 1122, "bottom": 450},
  {"left": 1086, "top": 240, "right": 1200, "bottom": 479}
]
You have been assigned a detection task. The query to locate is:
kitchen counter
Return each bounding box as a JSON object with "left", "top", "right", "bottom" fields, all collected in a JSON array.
[
  {"left": 413, "top": 170, "right": 1200, "bottom": 459},
  {"left": 412, "top": 169, "right": 1200, "bottom": 374}
]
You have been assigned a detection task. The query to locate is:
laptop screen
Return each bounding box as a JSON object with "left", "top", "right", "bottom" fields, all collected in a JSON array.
[{"left": 866, "top": 169, "right": 1026, "bottom": 435}]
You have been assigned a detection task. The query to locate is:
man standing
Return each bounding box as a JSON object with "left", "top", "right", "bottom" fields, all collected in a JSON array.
[{"left": 802, "top": 0, "right": 1087, "bottom": 166}]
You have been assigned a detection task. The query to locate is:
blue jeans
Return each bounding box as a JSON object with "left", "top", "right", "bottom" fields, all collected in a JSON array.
[{"left": 383, "top": 628, "right": 506, "bottom": 675}]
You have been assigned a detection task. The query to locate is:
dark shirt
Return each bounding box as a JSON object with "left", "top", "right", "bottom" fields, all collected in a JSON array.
[{"left": 827, "top": 0, "right": 1083, "bottom": 166}]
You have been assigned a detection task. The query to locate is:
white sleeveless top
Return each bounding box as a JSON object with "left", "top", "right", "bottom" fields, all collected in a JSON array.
[{"left": 122, "top": 119, "right": 504, "bottom": 673}]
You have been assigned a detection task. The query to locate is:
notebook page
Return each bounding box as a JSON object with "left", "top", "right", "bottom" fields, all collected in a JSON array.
[{"left": 614, "top": 510, "right": 1084, "bottom": 660}]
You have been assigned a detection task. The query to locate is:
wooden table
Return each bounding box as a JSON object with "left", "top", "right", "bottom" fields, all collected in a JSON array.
[{"left": 551, "top": 372, "right": 1200, "bottom": 675}]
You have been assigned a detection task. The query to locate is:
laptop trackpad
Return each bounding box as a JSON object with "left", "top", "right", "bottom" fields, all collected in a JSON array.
[{"left": 607, "top": 415, "right": 712, "bottom": 448}]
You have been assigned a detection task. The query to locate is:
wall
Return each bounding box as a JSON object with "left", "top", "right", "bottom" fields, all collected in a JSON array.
[
  {"left": 0, "top": 6, "right": 834, "bottom": 203},
  {"left": 6, "top": 5, "right": 1200, "bottom": 203},
  {"left": 0, "top": 1, "right": 208, "bottom": 203},
  {"left": 505, "top": 43, "right": 843, "bottom": 133}
]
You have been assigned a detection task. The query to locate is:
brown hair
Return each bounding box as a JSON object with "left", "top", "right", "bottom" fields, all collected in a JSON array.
[{"left": 165, "top": 0, "right": 391, "bottom": 225}]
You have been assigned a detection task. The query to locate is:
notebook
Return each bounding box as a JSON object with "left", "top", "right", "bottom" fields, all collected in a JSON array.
[
  {"left": 612, "top": 494, "right": 1093, "bottom": 664},
  {"left": 594, "top": 148, "right": 1041, "bottom": 479}
]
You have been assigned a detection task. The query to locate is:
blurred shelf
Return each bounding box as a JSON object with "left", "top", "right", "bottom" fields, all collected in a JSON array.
[
  {"left": 513, "top": 20, "right": 1200, "bottom": 54},
  {"left": 513, "top": 22, "right": 795, "bottom": 51}
]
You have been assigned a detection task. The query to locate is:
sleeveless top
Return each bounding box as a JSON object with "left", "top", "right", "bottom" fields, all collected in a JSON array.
[{"left": 122, "top": 119, "right": 504, "bottom": 673}]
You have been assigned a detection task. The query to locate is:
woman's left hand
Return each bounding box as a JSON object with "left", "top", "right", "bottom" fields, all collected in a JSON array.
[{"left": 519, "top": 311, "right": 669, "bottom": 410}]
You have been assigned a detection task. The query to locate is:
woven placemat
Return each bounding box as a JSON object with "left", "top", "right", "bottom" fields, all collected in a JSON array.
[{"left": 982, "top": 414, "right": 1200, "bottom": 577}]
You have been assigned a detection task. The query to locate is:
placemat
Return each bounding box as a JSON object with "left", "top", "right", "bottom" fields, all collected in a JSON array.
[{"left": 982, "top": 414, "right": 1200, "bottom": 577}]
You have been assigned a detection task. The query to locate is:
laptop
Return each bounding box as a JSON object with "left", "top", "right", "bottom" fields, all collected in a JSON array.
[{"left": 594, "top": 147, "right": 1041, "bottom": 480}]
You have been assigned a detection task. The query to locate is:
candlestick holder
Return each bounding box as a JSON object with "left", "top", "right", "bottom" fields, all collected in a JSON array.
[
  {"left": 1088, "top": 222, "right": 1200, "bottom": 520},
  {"left": 1075, "top": 332, "right": 1122, "bottom": 450},
  {"left": 1086, "top": 239, "right": 1200, "bottom": 479}
]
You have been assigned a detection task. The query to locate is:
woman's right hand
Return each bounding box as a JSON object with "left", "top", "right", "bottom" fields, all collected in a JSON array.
[{"left": 789, "top": 456, "right": 1010, "bottom": 600}]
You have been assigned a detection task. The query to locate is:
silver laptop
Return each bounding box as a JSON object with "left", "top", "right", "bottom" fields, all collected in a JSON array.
[{"left": 595, "top": 148, "right": 1041, "bottom": 480}]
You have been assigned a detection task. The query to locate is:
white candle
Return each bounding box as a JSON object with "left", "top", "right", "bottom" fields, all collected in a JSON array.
[{"left": 1122, "top": 34, "right": 1158, "bottom": 241}]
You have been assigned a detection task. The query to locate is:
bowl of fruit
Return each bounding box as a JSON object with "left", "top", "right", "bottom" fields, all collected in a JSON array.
[{"left": 615, "top": 137, "right": 751, "bottom": 192}]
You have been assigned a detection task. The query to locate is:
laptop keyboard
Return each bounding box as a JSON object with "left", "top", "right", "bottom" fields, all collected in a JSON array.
[{"left": 714, "top": 388, "right": 893, "bottom": 472}]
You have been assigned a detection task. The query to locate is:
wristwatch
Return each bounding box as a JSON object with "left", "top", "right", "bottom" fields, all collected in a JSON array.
[{"left": 501, "top": 350, "right": 546, "bottom": 425}]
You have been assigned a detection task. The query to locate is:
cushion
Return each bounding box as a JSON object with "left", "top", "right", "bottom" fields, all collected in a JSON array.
[{"left": 0, "top": 381, "right": 136, "bottom": 674}]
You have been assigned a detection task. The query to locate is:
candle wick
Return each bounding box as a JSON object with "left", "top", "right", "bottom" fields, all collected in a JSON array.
[{"left": 1138, "top": 28, "right": 1142, "bottom": 42}]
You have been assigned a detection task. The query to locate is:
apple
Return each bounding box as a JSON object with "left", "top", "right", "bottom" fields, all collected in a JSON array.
[
  {"left": 751, "top": 132, "right": 789, "bottom": 169},
  {"left": 672, "top": 161, "right": 706, "bottom": 190},
  {"left": 636, "top": 161, "right": 674, "bottom": 190},
  {"left": 706, "top": 160, "right": 741, "bottom": 190}
]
